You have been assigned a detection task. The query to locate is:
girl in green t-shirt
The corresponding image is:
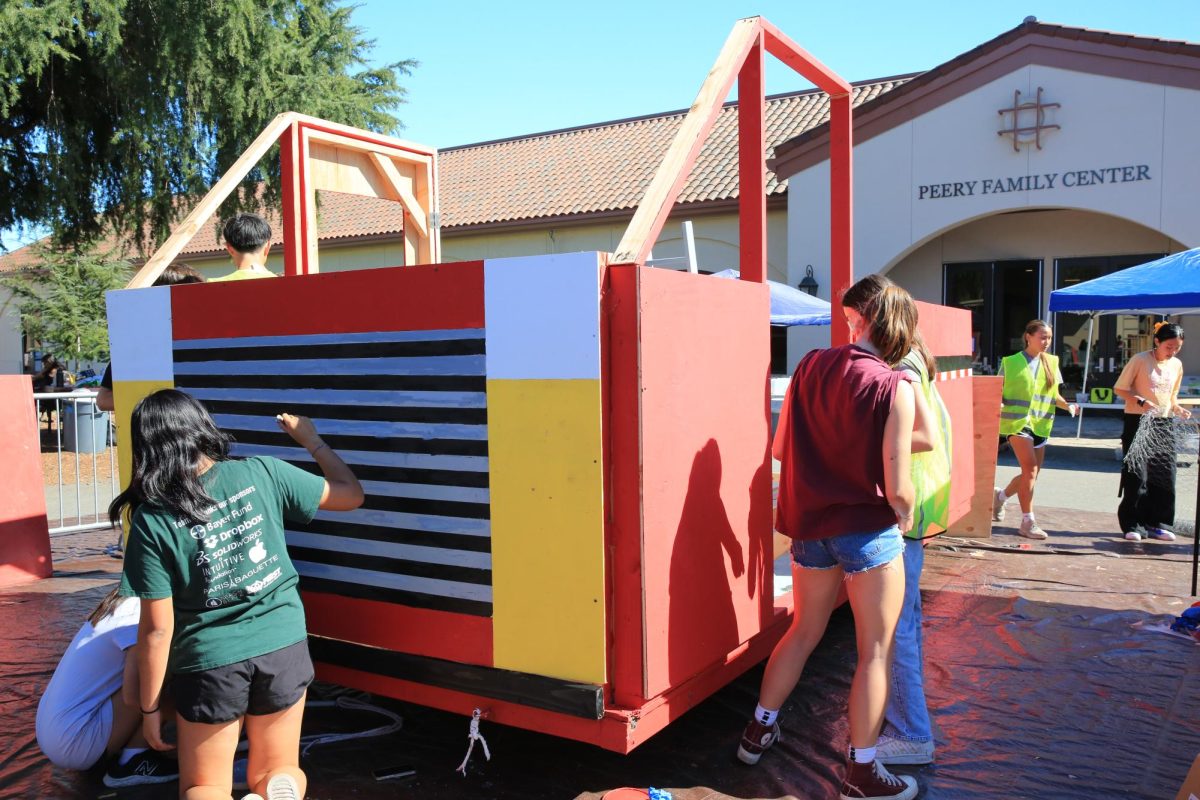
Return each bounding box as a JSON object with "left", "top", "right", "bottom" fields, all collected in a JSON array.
[{"left": 111, "top": 389, "right": 363, "bottom": 800}]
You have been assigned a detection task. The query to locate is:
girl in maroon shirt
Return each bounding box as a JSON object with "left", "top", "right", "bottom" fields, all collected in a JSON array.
[{"left": 737, "top": 274, "right": 926, "bottom": 800}]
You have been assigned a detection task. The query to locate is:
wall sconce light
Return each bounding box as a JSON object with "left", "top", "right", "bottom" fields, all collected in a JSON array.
[{"left": 798, "top": 265, "right": 819, "bottom": 296}]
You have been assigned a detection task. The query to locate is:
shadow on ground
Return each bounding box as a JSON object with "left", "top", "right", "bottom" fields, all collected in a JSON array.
[{"left": 5, "top": 515, "right": 1200, "bottom": 800}]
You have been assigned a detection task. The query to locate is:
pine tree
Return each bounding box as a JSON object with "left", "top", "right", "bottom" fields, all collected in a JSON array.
[
  {"left": 0, "top": 0, "right": 413, "bottom": 250},
  {"left": 0, "top": 246, "right": 131, "bottom": 366}
]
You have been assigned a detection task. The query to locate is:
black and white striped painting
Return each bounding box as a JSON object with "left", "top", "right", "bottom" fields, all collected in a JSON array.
[{"left": 172, "top": 329, "right": 493, "bottom": 616}]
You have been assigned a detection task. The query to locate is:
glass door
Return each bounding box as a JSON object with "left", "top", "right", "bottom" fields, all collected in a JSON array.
[
  {"left": 1053, "top": 253, "right": 1164, "bottom": 393},
  {"left": 944, "top": 259, "right": 1042, "bottom": 373}
]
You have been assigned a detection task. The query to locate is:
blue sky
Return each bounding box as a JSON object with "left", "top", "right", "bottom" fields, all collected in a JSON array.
[
  {"left": 4, "top": 0, "right": 1197, "bottom": 251},
  {"left": 355, "top": 0, "right": 1200, "bottom": 147}
]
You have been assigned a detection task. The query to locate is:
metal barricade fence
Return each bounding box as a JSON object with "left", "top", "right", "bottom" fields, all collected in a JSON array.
[{"left": 32, "top": 390, "right": 120, "bottom": 536}]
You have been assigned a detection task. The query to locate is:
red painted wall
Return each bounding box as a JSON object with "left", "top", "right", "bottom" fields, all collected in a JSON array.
[
  {"left": 0, "top": 376, "right": 52, "bottom": 586},
  {"left": 609, "top": 267, "right": 774, "bottom": 703}
]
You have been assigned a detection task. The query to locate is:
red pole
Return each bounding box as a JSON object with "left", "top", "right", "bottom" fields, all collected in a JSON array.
[
  {"left": 738, "top": 34, "right": 766, "bottom": 284},
  {"left": 829, "top": 92, "right": 853, "bottom": 346}
]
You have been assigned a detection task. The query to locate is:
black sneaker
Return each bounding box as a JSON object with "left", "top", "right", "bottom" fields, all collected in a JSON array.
[{"left": 102, "top": 749, "right": 179, "bottom": 787}]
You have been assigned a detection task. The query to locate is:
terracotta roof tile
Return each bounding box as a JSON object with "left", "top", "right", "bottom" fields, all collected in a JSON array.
[
  {"left": 438, "top": 77, "right": 909, "bottom": 228},
  {"left": 1, "top": 78, "right": 908, "bottom": 272}
]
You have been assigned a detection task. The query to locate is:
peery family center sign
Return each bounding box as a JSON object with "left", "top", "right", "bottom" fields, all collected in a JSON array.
[{"left": 917, "top": 164, "right": 1151, "bottom": 200}]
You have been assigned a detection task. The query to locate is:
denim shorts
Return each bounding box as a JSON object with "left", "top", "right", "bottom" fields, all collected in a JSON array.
[{"left": 791, "top": 525, "right": 904, "bottom": 575}]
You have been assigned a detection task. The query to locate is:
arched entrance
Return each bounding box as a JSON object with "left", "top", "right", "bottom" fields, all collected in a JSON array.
[{"left": 881, "top": 207, "right": 1189, "bottom": 384}]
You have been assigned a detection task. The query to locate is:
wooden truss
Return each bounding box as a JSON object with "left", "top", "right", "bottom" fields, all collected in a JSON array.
[
  {"left": 611, "top": 16, "right": 853, "bottom": 342},
  {"left": 128, "top": 112, "right": 438, "bottom": 288}
]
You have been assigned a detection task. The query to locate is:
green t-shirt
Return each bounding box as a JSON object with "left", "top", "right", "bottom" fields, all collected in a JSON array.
[{"left": 119, "top": 456, "right": 325, "bottom": 673}]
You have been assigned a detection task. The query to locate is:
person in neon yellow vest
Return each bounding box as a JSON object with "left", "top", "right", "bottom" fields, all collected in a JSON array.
[{"left": 993, "top": 320, "right": 1078, "bottom": 539}]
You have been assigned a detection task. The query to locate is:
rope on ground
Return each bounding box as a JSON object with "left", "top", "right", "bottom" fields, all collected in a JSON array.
[
  {"left": 299, "top": 694, "right": 404, "bottom": 757},
  {"left": 456, "top": 708, "right": 491, "bottom": 776}
]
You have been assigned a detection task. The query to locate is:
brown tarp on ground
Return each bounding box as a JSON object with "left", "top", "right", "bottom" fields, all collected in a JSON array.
[{"left": 4, "top": 523, "right": 1200, "bottom": 800}]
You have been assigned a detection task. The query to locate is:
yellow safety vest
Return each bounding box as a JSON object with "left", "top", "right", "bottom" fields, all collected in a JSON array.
[
  {"left": 1000, "top": 352, "right": 1059, "bottom": 438},
  {"left": 903, "top": 354, "right": 952, "bottom": 540}
]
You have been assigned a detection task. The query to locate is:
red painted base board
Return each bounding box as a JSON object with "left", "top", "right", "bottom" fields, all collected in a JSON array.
[{"left": 0, "top": 377, "right": 52, "bottom": 587}]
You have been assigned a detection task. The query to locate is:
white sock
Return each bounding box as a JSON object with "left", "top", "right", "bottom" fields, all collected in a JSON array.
[
  {"left": 754, "top": 703, "right": 779, "bottom": 726},
  {"left": 118, "top": 747, "right": 147, "bottom": 765},
  {"left": 1023, "top": 512, "right": 1035, "bottom": 524},
  {"left": 850, "top": 744, "right": 877, "bottom": 764},
  {"left": 996, "top": 488, "right": 1008, "bottom": 500}
]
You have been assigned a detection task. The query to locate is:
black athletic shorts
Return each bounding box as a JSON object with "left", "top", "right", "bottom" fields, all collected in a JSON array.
[{"left": 172, "top": 639, "right": 313, "bottom": 724}]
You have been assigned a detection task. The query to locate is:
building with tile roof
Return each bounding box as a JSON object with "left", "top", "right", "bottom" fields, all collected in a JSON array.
[{"left": 774, "top": 18, "right": 1200, "bottom": 379}]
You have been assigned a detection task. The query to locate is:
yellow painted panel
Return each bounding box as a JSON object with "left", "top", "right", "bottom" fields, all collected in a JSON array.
[
  {"left": 488, "top": 379, "right": 606, "bottom": 684},
  {"left": 113, "top": 380, "right": 174, "bottom": 540}
]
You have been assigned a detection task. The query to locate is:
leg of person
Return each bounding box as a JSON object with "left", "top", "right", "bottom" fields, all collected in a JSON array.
[
  {"left": 243, "top": 639, "right": 313, "bottom": 798},
  {"left": 244, "top": 693, "right": 307, "bottom": 799},
  {"left": 1009, "top": 436, "right": 1047, "bottom": 539},
  {"left": 1144, "top": 425, "right": 1179, "bottom": 541},
  {"left": 737, "top": 540, "right": 845, "bottom": 766},
  {"left": 100, "top": 689, "right": 179, "bottom": 787},
  {"left": 839, "top": 530, "right": 916, "bottom": 800},
  {"left": 879, "top": 537, "right": 934, "bottom": 766},
  {"left": 177, "top": 715, "right": 242, "bottom": 800},
  {"left": 1118, "top": 414, "right": 1145, "bottom": 539}
]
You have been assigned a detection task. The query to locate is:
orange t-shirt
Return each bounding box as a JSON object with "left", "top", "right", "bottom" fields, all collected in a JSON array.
[{"left": 1113, "top": 350, "right": 1182, "bottom": 415}]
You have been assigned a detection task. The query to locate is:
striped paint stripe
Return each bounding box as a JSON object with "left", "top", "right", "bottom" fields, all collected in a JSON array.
[
  {"left": 286, "top": 531, "right": 491, "bottom": 570},
  {"left": 178, "top": 328, "right": 495, "bottom": 618},
  {"left": 229, "top": 442, "right": 487, "bottom": 472},
  {"left": 293, "top": 561, "right": 492, "bottom": 603},
  {"left": 175, "top": 355, "right": 485, "bottom": 376},
  {"left": 314, "top": 508, "right": 490, "bottom": 537},
  {"left": 173, "top": 329, "right": 487, "bottom": 349},
  {"left": 212, "top": 413, "right": 487, "bottom": 440},
  {"left": 190, "top": 388, "right": 487, "bottom": 408},
  {"left": 935, "top": 368, "right": 974, "bottom": 381},
  {"left": 175, "top": 373, "right": 486, "bottom": 392},
  {"left": 174, "top": 339, "right": 484, "bottom": 362}
]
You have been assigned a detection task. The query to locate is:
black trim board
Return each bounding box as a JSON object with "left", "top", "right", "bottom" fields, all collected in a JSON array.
[{"left": 309, "top": 636, "right": 605, "bottom": 720}]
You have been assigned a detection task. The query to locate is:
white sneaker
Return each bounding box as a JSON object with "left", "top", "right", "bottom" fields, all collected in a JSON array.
[
  {"left": 1018, "top": 519, "right": 1048, "bottom": 540},
  {"left": 1124, "top": 530, "right": 1142, "bottom": 541},
  {"left": 1148, "top": 528, "right": 1177, "bottom": 542},
  {"left": 992, "top": 488, "right": 1007, "bottom": 522},
  {"left": 876, "top": 732, "right": 935, "bottom": 765},
  {"left": 265, "top": 774, "right": 302, "bottom": 800}
]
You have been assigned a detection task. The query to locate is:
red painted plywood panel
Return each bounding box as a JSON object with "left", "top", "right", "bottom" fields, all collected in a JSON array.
[
  {"left": 635, "top": 268, "right": 773, "bottom": 700},
  {"left": 302, "top": 591, "right": 493, "bottom": 667},
  {"left": 915, "top": 301, "right": 972, "bottom": 358},
  {"left": 606, "top": 265, "right": 645, "bottom": 708},
  {"left": 0, "top": 376, "right": 52, "bottom": 587},
  {"left": 171, "top": 261, "right": 484, "bottom": 340}
]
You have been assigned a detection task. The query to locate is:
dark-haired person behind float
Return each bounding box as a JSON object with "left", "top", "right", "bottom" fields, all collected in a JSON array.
[
  {"left": 112, "top": 389, "right": 363, "bottom": 800},
  {"left": 1112, "top": 322, "right": 1191, "bottom": 542},
  {"left": 992, "top": 319, "right": 1078, "bottom": 540}
]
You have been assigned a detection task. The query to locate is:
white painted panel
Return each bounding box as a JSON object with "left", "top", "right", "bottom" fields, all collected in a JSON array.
[
  {"left": 484, "top": 251, "right": 602, "bottom": 380},
  {"left": 1161, "top": 85, "right": 1200, "bottom": 248},
  {"left": 105, "top": 286, "right": 174, "bottom": 382}
]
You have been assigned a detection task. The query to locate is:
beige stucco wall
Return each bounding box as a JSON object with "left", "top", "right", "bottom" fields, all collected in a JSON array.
[
  {"left": 0, "top": 288, "right": 24, "bottom": 374},
  {"left": 441, "top": 210, "right": 790, "bottom": 284}
]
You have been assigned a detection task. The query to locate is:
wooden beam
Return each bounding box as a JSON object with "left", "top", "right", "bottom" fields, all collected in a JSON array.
[
  {"left": 759, "top": 18, "right": 853, "bottom": 95},
  {"left": 369, "top": 152, "right": 430, "bottom": 238},
  {"left": 612, "top": 17, "right": 761, "bottom": 265},
  {"left": 829, "top": 92, "right": 853, "bottom": 346},
  {"left": 127, "top": 111, "right": 300, "bottom": 288},
  {"left": 737, "top": 34, "right": 766, "bottom": 284},
  {"left": 279, "top": 121, "right": 304, "bottom": 277}
]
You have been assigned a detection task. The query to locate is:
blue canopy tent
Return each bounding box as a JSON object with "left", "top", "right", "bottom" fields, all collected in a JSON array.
[
  {"left": 1049, "top": 247, "right": 1200, "bottom": 316},
  {"left": 709, "top": 268, "right": 832, "bottom": 326},
  {"left": 1050, "top": 247, "right": 1200, "bottom": 596}
]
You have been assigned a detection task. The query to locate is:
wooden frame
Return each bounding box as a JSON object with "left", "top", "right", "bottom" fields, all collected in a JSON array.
[
  {"left": 128, "top": 112, "right": 439, "bottom": 288},
  {"left": 611, "top": 16, "right": 853, "bottom": 343}
]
